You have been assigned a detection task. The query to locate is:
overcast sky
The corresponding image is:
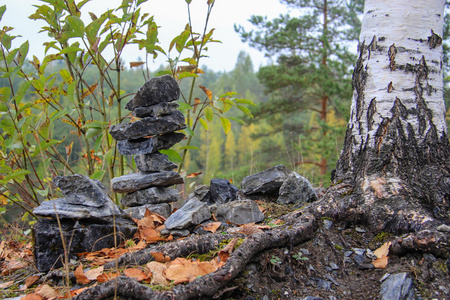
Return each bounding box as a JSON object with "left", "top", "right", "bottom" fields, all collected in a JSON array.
[{"left": 1, "top": 0, "right": 290, "bottom": 71}]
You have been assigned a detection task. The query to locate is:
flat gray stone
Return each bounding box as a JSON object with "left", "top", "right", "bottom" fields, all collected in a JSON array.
[
  {"left": 117, "top": 132, "right": 185, "bottom": 155},
  {"left": 215, "top": 200, "right": 264, "bottom": 225},
  {"left": 164, "top": 198, "right": 210, "bottom": 230},
  {"left": 133, "top": 102, "right": 179, "bottom": 118},
  {"left": 134, "top": 152, "right": 178, "bottom": 173},
  {"left": 380, "top": 273, "right": 416, "bottom": 300},
  {"left": 124, "top": 203, "right": 172, "bottom": 219},
  {"left": 210, "top": 178, "right": 238, "bottom": 204},
  {"left": 277, "top": 172, "right": 318, "bottom": 204},
  {"left": 121, "top": 186, "right": 179, "bottom": 207},
  {"left": 125, "top": 75, "right": 180, "bottom": 111},
  {"left": 241, "top": 165, "right": 290, "bottom": 195},
  {"left": 180, "top": 185, "right": 211, "bottom": 207},
  {"left": 111, "top": 171, "right": 184, "bottom": 193},
  {"left": 33, "top": 198, "right": 126, "bottom": 223},
  {"left": 109, "top": 111, "right": 186, "bottom": 141},
  {"left": 53, "top": 174, "right": 110, "bottom": 207}
]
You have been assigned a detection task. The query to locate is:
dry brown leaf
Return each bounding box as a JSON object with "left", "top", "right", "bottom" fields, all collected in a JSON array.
[
  {"left": 186, "top": 171, "right": 202, "bottom": 178},
  {"left": 164, "top": 258, "right": 219, "bottom": 284},
  {"left": 0, "top": 281, "right": 14, "bottom": 289},
  {"left": 130, "top": 61, "right": 145, "bottom": 68},
  {"left": 81, "top": 83, "right": 98, "bottom": 100},
  {"left": 372, "top": 256, "right": 389, "bottom": 268},
  {"left": 198, "top": 85, "right": 213, "bottom": 101},
  {"left": 20, "top": 293, "right": 44, "bottom": 300},
  {"left": 218, "top": 237, "right": 239, "bottom": 263},
  {"left": 2, "top": 259, "right": 28, "bottom": 275},
  {"left": 84, "top": 266, "right": 104, "bottom": 281},
  {"left": 151, "top": 252, "right": 171, "bottom": 263},
  {"left": 203, "top": 222, "right": 221, "bottom": 233},
  {"left": 97, "top": 272, "right": 120, "bottom": 283},
  {"left": 239, "top": 223, "right": 263, "bottom": 236},
  {"left": 36, "top": 284, "right": 59, "bottom": 300},
  {"left": 21, "top": 275, "right": 40, "bottom": 290},
  {"left": 146, "top": 261, "right": 169, "bottom": 285},
  {"left": 69, "top": 287, "right": 89, "bottom": 297},
  {"left": 124, "top": 268, "right": 151, "bottom": 282},
  {"left": 74, "top": 264, "right": 91, "bottom": 285},
  {"left": 374, "top": 241, "right": 391, "bottom": 259}
]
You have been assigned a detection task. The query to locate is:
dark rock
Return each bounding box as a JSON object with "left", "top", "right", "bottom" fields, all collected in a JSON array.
[
  {"left": 109, "top": 111, "right": 186, "bottom": 141},
  {"left": 210, "top": 178, "right": 238, "bottom": 204},
  {"left": 121, "top": 186, "right": 178, "bottom": 207},
  {"left": 323, "top": 219, "right": 333, "bottom": 229},
  {"left": 125, "top": 75, "right": 180, "bottom": 111},
  {"left": 380, "top": 273, "right": 416, "bottom": 300},
  {"left": 215, "top": 200, "right": 264, "bottom": 225},
  {"left": 111, "top": 171, "right": 184, "bottom": 193},
  {"left": 241, "top": 165, "right": 290, "bottom": 195},
  {"left": 33, "top": 198, "right": 126, "bottom": 223},
  {"left": 53, "top": 174, "right": 110, "bottom": 207},
  {"left": 124, "top": 203, "right": 171, "bottom": 219},
  {"left": 353, "top": 254, "right": 374, "bottom": 270},
  {"left": 164, "top": 198, "right": 210, "bottom": 230},
  {"left": 132, "top": 102, "right": 179, "bottom": 118},
  {"left": 135, "top": 152, "right": 178, "bottom": 173},
  {"left": 277, "top": 172, "right": 317, "bottom": 205},
  {"left": 117, "top": 132, "right": 185, "bottom": 155},
  {"left": 303, "top": 297, "right": 326, "bottom": 300},
  {"left": 33, "top": 218, "right": 136, "bottom": 272},
  {"left": 181, "top": 185, "right": 211, "bottom": 207}
]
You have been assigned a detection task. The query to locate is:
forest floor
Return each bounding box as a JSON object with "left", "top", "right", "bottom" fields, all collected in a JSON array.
[{"left": 0, "top": 201, "right": 449, "bottom": 300}]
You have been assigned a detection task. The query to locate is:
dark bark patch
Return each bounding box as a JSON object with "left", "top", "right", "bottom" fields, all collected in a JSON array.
[
  {"left": 388, "top": 43, "right": 397, "bottom": 71},
  {"left": 428, "top": 30, "right": 442, "bottom": 49}
]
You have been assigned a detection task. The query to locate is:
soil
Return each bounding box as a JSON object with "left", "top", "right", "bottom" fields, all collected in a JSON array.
[{"left": 217, "top": 220, "right": 450, "bottom": 300}]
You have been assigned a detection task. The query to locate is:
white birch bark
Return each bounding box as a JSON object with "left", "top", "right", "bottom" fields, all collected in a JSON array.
[{"left": 335, "top": 0, "right": 447, "bottom": 181}]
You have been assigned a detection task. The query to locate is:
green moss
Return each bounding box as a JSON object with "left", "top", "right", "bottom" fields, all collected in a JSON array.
[
  {"left": 434, "top": 261, "right": 448, "bottom": 273},
  {"left": 321, "top": 217, "right": 334, "bottom": 221},
  {"left": 188, "top": 238, "right": 245, "bottom": 261},
  {"left": 333, "top": 244, "right": 343, "bottom": 251},
  {"left": 374, "top": 232, "right": 391, "bottom": 243}
]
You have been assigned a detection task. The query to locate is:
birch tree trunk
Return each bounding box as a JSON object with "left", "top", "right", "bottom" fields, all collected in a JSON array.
[{"left": 332, "top": 0, "right": 450, "bottom": 232}]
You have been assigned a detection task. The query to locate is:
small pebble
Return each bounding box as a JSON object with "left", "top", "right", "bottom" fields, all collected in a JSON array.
[
  {"left": 330, "top": 262, "right": 339, "bottom": 270},
  {"left": 353, "top": 248, "right": 366, "bottom": 255},
  {"left": 355, "top": 226, "right": 366, "bottom": 233},
  {"left": 323, "top": 219, "right": 333, "bottom": 229},
  {"left": 344, "top": 250, "right": 353, "bottom": 257},
  {"left": 300, "top": 248, "right": 311, "bottom": 255}
]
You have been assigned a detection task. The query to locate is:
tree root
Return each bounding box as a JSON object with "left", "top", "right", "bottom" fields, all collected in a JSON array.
[
  {"left": 390, "top": 229, "right": 449, "bottom": 258},
  {"left": 75, "top": 213, "right": 316, "bottom": 300}
]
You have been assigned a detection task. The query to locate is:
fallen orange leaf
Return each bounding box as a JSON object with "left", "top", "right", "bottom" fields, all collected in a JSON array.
[
  {"left": 21, "top": 293, "right": 44, "bottom": 300},
  {"left": 164, "top": 258, "right": 219, "bottom": 284},
  {"left": 97, "top": 272, "right": 120, "bottom": 283},
  {"left": 374, "top": 241, "right": 391, "bottom": 259},
  {"left": 124, "top": 268, "right": 151, "bottom": 282},
  {"left": 151, "top": 252, "right": 171, "bottom": 263},
  {"left": 21, "top": 275, "right": 40, "bottom": 290},
  {"left": 203, "top": 222, "right": 221, "bottom": 233},
  {"left": 84, "top": 266, "right": 104, "bottom": 281},
  {"left": 218, "top": 237, "right": 239, "bottom": 263},
  {"left": 146, "top": 262, "right": 169, "bottom": 285},
  {"left": 2, "top": 259, "right": 28, "bottom": 275},
  {"left": 372, "top": 256, "right": 389, "bottom": 268},
  {"left": 74, "top": 264, "right": 91, "bottom": 285}
]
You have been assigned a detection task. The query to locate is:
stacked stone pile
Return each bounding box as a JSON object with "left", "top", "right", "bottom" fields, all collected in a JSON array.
[
  {"left": 32, "top": 174, "right": 136, "bottom": 272},
  {"left": 109, "top": 75, "right": 185, "bottom": 219}
]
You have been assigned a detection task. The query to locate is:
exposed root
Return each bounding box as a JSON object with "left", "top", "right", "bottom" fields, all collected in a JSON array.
[{"left": 390, "top": 229, "right": 449, "bottom": 258}]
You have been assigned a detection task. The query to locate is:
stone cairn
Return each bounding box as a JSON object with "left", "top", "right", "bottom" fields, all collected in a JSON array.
[
  {"left": 32, "top": 174, "right": 136, "bottom": 272},
  {"left": 109, "top": 75, "right": 185, "bottom": 219}
]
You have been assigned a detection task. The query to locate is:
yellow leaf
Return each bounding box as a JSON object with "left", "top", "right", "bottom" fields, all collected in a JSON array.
[
  {"left": 372, "top": 256, "right": 389, "bottom": 268},
  {"left": 199, "top": 85, "right": 212, "bottom": 101},
  {"left": 81, "top": 83, "right": 98, "bottom": 100},
  {"left": 202, "top": 222, "right": 221, "bottom": 233}
]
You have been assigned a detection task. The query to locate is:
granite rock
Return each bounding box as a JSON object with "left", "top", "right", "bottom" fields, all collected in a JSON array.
[
  {"left": 277, "top": 172, "right": 318, "bottom": 205},
  {"left": 132, "top": 102, "right": 179, "bottom": 118},
  {"left": 121, "top": 186, "right": 179, "bottom": 207},
  {"left": 111, "top": 171, "right": 184, "bottom": 193},
  {"left": 124, "top": 203, "right": 172, "bottom": 219},
  {"left": 215, "top": 200, "right": 264, "bottom": 225},
  {"left": 117, "top": 132, "right": 185, "bottom": 155},
  {"left": 210, "top": 178, "right": 238, "bottom": 204},
  {"left": 125, "top": 75, "right": 180, "bottom": 111},
  {"left": 53, "top": 174, "right": 110, "bottom": 207},
  {"left": 109, "top": 110, "right": 186, "bottom": 141},
  {"left": 241, "top": 165, "right": 290, "bottom": 195},
  {"left": 134, "top": 152, "right": 178, "bottom": 173},
  {"left": 164, "top": 198, "right": 210, "bottom": 230}
]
